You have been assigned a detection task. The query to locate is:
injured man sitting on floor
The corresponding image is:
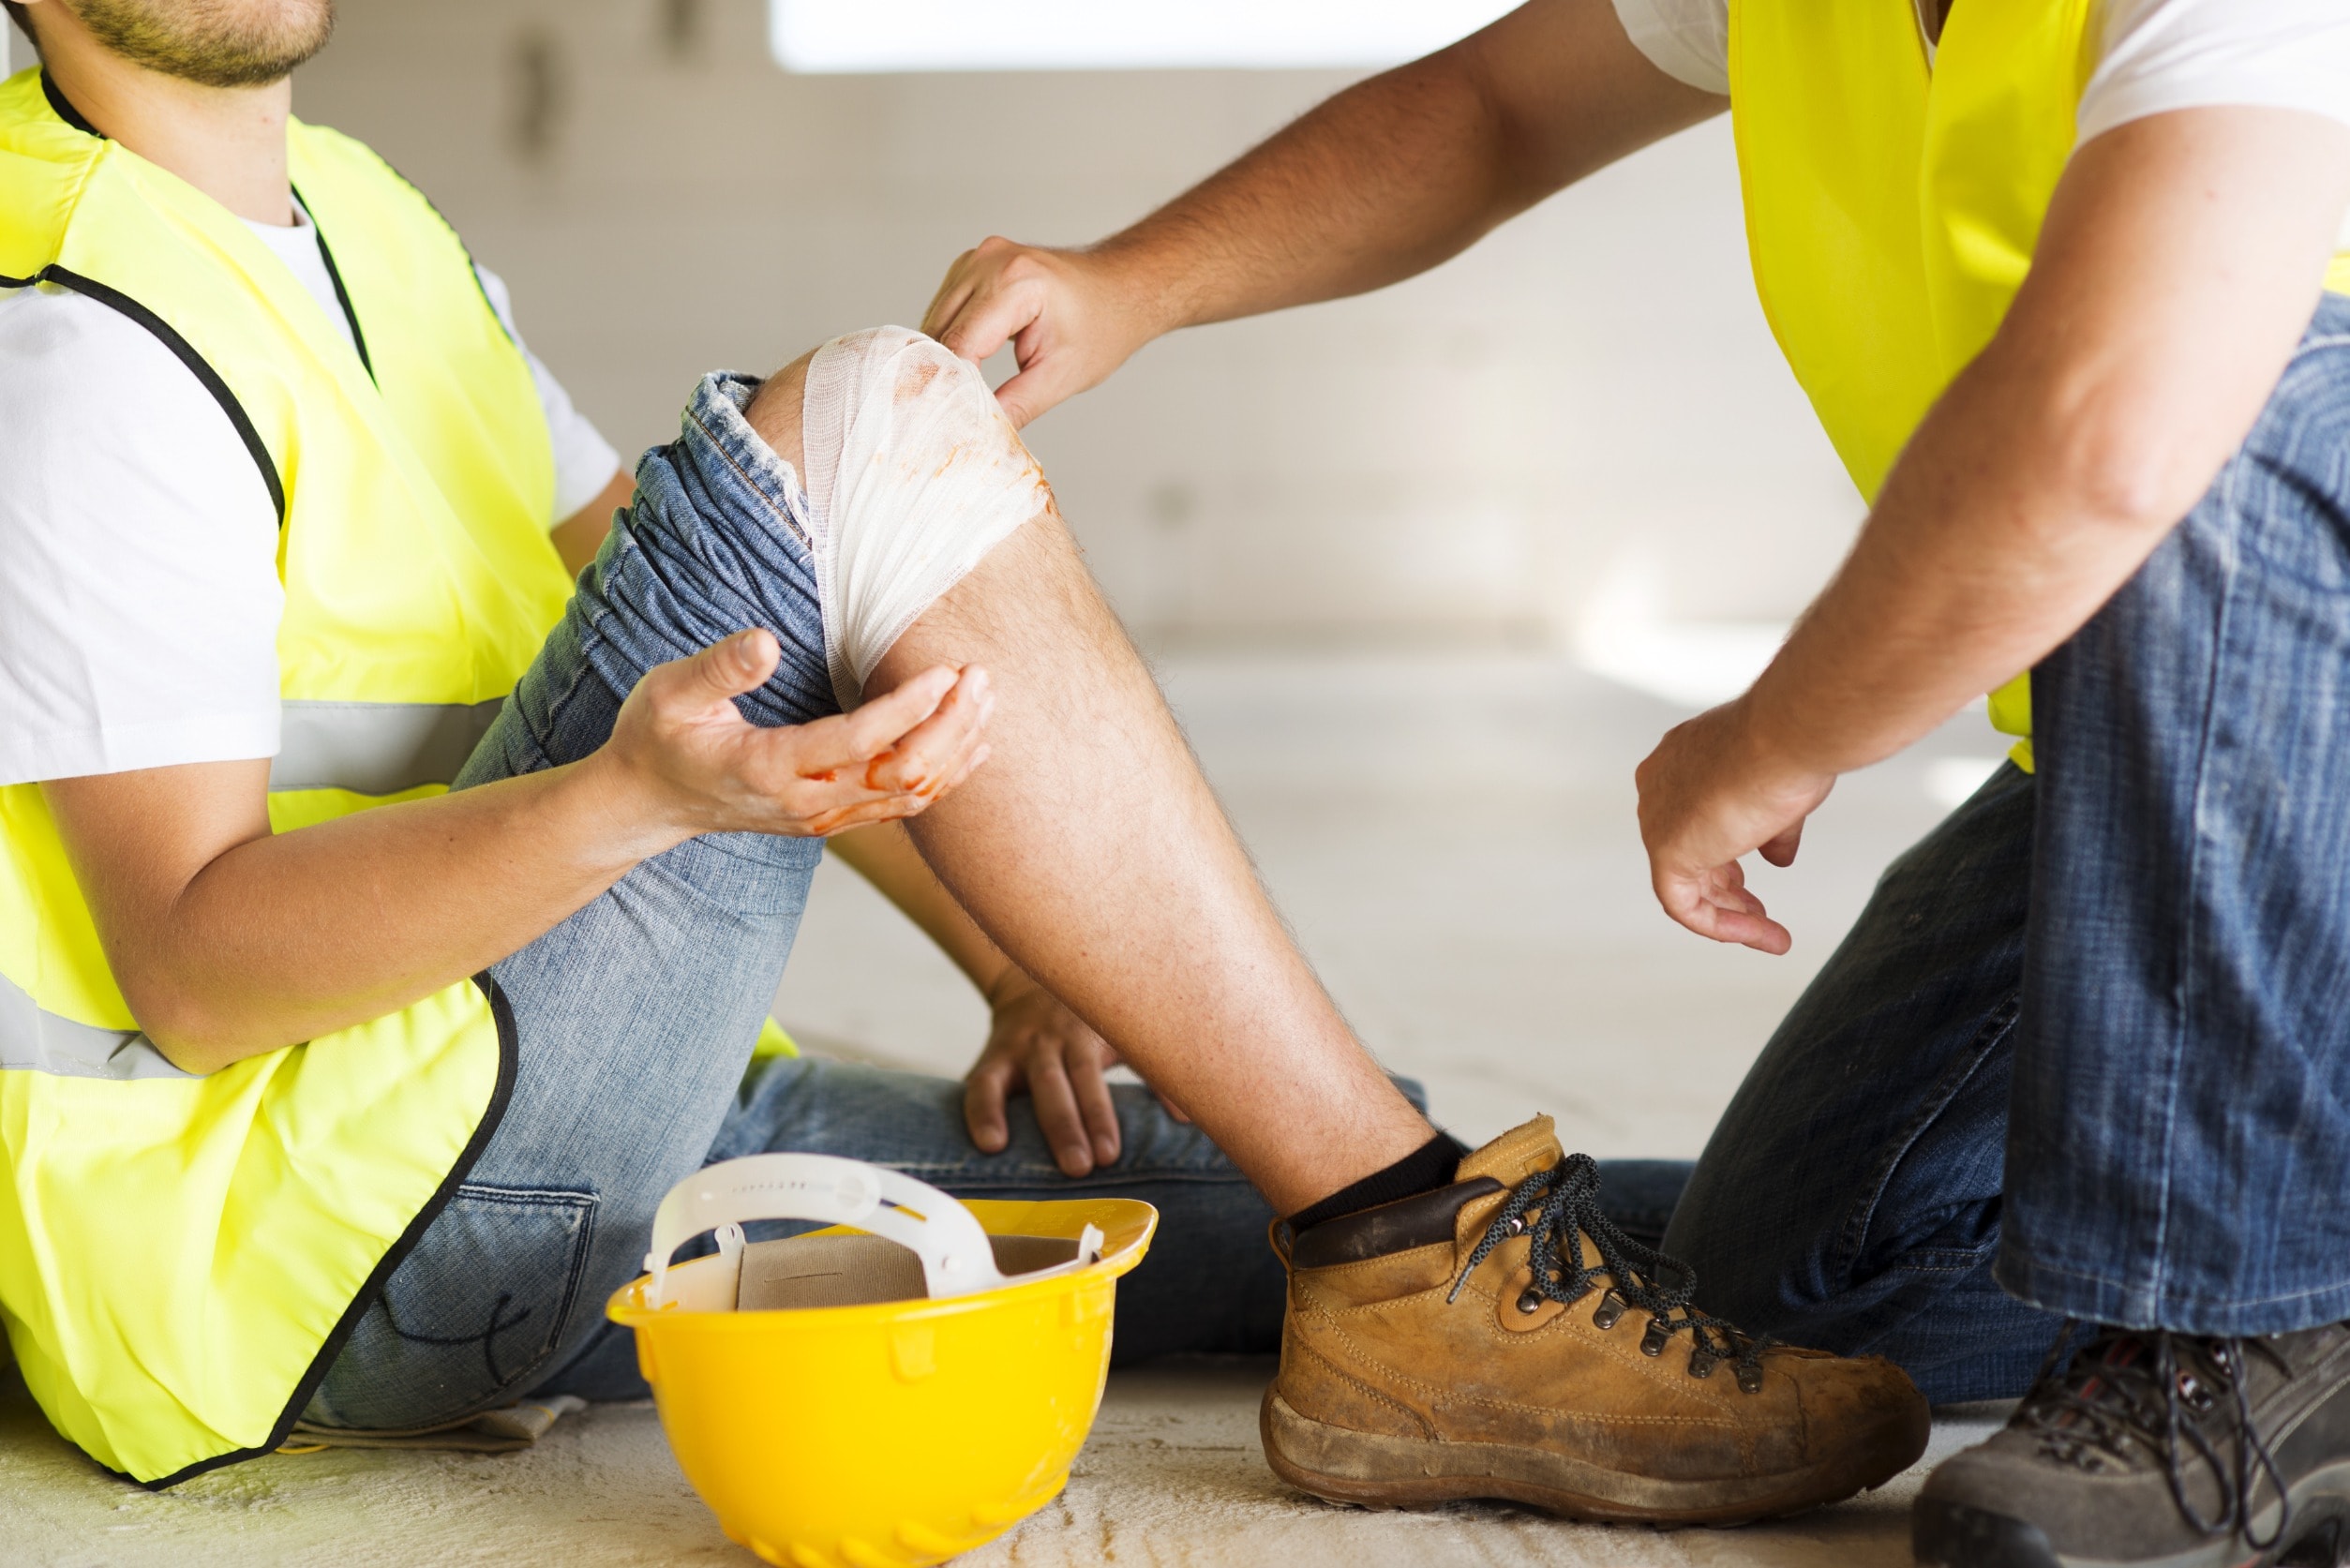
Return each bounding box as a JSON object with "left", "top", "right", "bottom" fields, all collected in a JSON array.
[{"left": 2, "top": 0, "right": 1918, "bottom": 1516}]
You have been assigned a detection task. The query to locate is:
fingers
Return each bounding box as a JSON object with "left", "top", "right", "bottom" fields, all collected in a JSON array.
[
  {"left": 1655, "top": 863, "right": 1793, "bottom": 955},
  {"left": 656, "top": 629, "right": 780, "bottom": 713},
  {"left": 1024, "top": 1051, "right": 1100, "bottom": 1178},
  {"left": 777, "top": 665, "right": 990, "bottom": 789},
  {"left": 989, "top": 366, "right": 1054, "bottom": 432},
  {"left": 963, "top": 1056, "right": 1013, "bottom": 1154},
  {"left": 925, "top": 241, "right": 1040, "bottom": 368},
  {"left": 861, "top": 667, "right": 995, "bottom": 797},
  {"left": 835, "top": 665, "right": 965, "bottom": 760},
  {"left": 1068, "top": 1043, "right": 1123, "bottom": 1169},
  {"left": 1759, "top": 819, "right": 1805, "bottom": 867},
  {"left": 921, "top": 249, "right": 980, "bottom": 346}
]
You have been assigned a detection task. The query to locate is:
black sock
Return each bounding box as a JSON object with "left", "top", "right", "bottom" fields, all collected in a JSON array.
[{"left": 1286, "top": 1131, "right": 1470, "bottom": 1232}]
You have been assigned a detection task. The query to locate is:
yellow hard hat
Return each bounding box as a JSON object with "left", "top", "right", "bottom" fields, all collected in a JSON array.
[{"left": 607, "top": 1153, "right": 1157, "bottom": 1568}]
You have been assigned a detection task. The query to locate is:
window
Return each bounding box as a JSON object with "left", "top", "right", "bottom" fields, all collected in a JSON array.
[{"left": 770, "top": 0, "right": 1519, "bottom": 73}]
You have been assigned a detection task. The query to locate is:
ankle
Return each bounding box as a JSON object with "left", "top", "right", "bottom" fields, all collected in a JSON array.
[{"left": 1287, "top": 1131, "right": 1468, "bottom": 1233}]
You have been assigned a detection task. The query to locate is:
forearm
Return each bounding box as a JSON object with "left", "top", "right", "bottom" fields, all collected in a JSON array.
[
  {"left": 1736, "top": 110, "right": 2350, "bottom": 780},
  {"left": 830, "top": 820, "right": 1018, "bottom": 999},
  {"left": 52, "top": 756, "right": 674, "bottom": 1071},
  {"left": 1098, "top": 0, "right": 1717, "bottom": 333},
  {"left": 49, "top": 628, "right": 993, "bottom": 1075},
  {"left": 1738, "top": 349, "right": 2187, "bottom": 775}
]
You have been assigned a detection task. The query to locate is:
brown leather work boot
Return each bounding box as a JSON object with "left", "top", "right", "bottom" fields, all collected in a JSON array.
[{"left": 1262, "top": 1115, "right": 1930, "bottom": 1524}]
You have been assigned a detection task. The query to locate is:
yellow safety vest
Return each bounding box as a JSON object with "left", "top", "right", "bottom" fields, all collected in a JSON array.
[
  {"left": 1729, "top": 0, "right": 2350, "bottom": 765},
  {"left": 0, "top": 67, "right": 569, "bottom": 1486}
]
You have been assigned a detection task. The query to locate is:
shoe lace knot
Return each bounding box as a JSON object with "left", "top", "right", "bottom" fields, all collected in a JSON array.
[
  {"left": 1444, "top": 1152, "right": 1772, "bottom": 1394},
  {"left": 2019, "top": 1322, "right": 2293, "bottom": 1548}
]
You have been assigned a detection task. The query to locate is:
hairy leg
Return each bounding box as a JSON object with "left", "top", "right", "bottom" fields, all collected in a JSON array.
[{"left": 747, "top": 354, "right": 1430, "bottom": 1213}]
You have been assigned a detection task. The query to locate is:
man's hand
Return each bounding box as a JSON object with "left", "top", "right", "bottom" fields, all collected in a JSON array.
[
  {"left": 1634, "top": 699, "right": 1834, "bottom": 955},
  {"left": 921, "top": 0, "right": 1719, "bottom": 428},
  {"left": 600, "top": 630, "right": 993, "bottom": 841},
  {"left": 962, "top": 970, "right": 1190, "bottom": 1178},
  {"left": 49, "top": 630, "right": 995, "bottom": 1072},
  {"left": 921, "top": 239, "right": 1164, "bottom": 429}
]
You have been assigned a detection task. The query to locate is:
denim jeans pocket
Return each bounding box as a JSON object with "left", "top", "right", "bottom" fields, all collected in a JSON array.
[{"left": 308, "top": 1183, "right": 600, "bottom": 1430}]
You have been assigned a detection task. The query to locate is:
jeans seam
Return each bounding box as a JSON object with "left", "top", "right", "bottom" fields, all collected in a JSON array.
[
  {"left": 2002, "top": 1249, "right": 2350, "bottom": 1318},
  {"left": 2146, "top": 462, "right": 2245, "bottom": 1313},
  {"left": 684, "top": 401, "right": 810, "bottom": 550},
  {"left": 1831, "top": 991, "right": 2020, "bottom": 1283}
]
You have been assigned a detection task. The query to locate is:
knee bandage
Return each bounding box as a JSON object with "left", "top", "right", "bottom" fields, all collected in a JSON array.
[{"left": 798, "top": 325, "right": 1055, "bottom": 708}]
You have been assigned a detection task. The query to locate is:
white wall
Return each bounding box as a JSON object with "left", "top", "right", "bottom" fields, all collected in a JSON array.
[{"left": 293, "top": 0, "right": 1863, "bottom": 648}]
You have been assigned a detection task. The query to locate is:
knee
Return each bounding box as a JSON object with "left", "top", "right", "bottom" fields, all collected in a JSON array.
[
  {"left": 756, "top": 326, "right": 1055, "bottom": 707},
  {"left": 744, "top": 351, "right": 815, "bottom": 475}
]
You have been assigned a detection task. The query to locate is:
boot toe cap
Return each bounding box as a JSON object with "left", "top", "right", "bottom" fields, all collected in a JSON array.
[{"left": 1794, "top": 1354, "right": 1931, "bottom": 1481}]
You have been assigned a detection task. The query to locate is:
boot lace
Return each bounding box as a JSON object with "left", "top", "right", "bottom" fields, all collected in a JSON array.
[
  {"left": 1445, "top": 1152, "right": 1772, "bottom": 1393},
  {"left": 2018, "top": 1321, "right": 2293, "bottom": 1549}
]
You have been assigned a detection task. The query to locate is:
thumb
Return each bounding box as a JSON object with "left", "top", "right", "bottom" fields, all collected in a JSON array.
[
  {"left": 668, "top": 629, "right": 778, "bottom": 709},
  {"left": 992, "top": 365, "right": 1055, "bottom": 430}
]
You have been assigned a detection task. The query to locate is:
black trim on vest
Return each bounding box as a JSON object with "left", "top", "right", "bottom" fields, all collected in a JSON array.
[
  {"left": 373, "top": 158, "right": 516, "bottom": 350},
  {"left": 0, "top": 264, "right": 288, "bottom": 527},
  {"left": 39, "top": 69, "right": 101, "bottom": 138},
  {"left": 292, "top": 185, "right": 377, "bottom": 383},
  {"left": 138, "top": 971, "right": 523, "bottom": 1491},
  {"left": 16, "top": 75, "right": 291, "bottom": 526}
]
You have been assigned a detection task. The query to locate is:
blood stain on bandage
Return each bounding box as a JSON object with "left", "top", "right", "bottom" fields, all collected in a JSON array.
[
  {"left": 895, "top": 355, "right": 942, "bottom": 403},
  {"left": 804, "top": 326, "right": 1057, "bottom": 708}
]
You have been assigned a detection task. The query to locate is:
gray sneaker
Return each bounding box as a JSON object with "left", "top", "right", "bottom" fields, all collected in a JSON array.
[{"left": 1914, "top": 1324, "right": 2350, "bottom": 1568}]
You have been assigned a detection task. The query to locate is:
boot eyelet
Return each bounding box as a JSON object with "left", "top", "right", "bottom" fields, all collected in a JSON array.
[
  {"left": 1736, "top": 1363, "right": 1764, "bottom": 1395},
  {"left": 1640, "top": 1319, "right": 1671, "bottom": 1357},
  {"left": 1592, "top": 1292, "right": 1626, "bottom": 1330},
  {"left": 1505, "top": 1217, "right": 1526, "bottom": 1237},
  {"left": 1516, "top": 1288, "right": 1544, "bottom": 1316},
  {"left": 1688, "top": 1350, "right": 1716, "bottom": 1379}
]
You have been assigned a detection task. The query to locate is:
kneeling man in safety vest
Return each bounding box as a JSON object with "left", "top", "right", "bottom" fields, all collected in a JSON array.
[
  {"left": 921, "top": 0, "right": 2350, "bottom": 1561},
  {"left": 0, "top": 0, "right": 1931, "bottom": 1523}
]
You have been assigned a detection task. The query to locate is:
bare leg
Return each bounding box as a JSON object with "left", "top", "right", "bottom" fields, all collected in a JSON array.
[{"left": 747, "top": 355, "right": 1430, "bottom": 1212}]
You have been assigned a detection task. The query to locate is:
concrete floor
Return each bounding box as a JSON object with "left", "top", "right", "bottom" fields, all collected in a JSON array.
[{"left": 4, "top": 647, "right": 2016, "bottom": 1565}]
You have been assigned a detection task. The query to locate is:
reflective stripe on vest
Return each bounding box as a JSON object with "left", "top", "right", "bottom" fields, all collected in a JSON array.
[
  {"left": 0, "top": 66, "right": 567, "bottom": 1486},
  {"left": 1728, "top": 0, "right": 2350, "bottom": 768},
  {"left": 0, "top": 968, "right": 187, "bottom": 1081},
  {"left": 272, "top": 699, "right": 503, "bottom": 795}
]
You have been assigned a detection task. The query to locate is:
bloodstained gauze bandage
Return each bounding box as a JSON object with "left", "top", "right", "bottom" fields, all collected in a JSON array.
[{"left": 796, "top": 325, "right": 1054, "bottom": 709}]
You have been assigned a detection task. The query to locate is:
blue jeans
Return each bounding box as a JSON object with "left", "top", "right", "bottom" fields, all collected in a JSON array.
[
  {"left": 301, "top": 374, "right": 1287, "bottom": 1430},
  {"left": 1664, "top": 293, "right": 2350, "bottom": 1402}
]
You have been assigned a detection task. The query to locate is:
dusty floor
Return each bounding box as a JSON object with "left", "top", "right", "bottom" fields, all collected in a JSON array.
[
  {"left": 4, "top": 648, "right": 2014, "bottom": 1566},
  {"left": 1, "top": 1358, "right": 2009, "bottom": 1567}
]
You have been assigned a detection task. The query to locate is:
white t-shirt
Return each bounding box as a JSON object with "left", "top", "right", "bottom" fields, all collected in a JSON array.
[
  {"left": 1614, "top": 0, "right": 2350, "bottom": 246},
  {"left": 0, "top": 202, "right": 621, "bottom": 785}
]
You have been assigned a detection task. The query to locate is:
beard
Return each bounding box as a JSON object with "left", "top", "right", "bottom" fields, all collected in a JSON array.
[{"left": 59, "top": 0, "right": 336, "bottom": 88}]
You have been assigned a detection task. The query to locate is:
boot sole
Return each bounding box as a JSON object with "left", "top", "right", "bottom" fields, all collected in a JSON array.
[
  {"left": 1914, "top": 1463, "right": 2350, "bottom": 1568},
  {"left": 1261, "top": 1387, "right": 1929, "bottom": 1526}
]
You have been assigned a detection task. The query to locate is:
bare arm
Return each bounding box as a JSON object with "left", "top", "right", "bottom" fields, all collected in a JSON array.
[
  {"left": 46, "top": 637, "right": 993, "bottom": 1073},
  {"left": 921, "top": 0, "right": 1720, "bottom": 425},
  {"left": 550, "top": 468, "right": 635, "bottom": 579},
  {"left": 1635, "top": 106, "right": 2350, "bottom": 951}
]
